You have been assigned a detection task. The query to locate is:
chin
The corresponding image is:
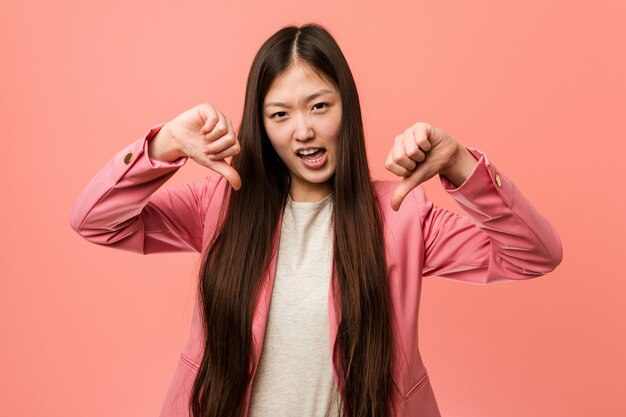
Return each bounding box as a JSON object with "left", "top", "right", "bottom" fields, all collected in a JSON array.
[{"left": 294, "top": 169, "right": 334, "bottom": 186}]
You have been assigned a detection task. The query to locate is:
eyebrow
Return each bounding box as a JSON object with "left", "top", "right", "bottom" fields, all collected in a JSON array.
[{"left": 264, "top": 89, "right": 334, "bottom": 109}]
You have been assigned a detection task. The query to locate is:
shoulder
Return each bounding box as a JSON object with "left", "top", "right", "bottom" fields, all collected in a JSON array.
[
  {"left": 196, "top": 173, "right": 230, "bottom": 221},
  {"left": 372, "top": 180, "right": 431, "bottom": 220}
]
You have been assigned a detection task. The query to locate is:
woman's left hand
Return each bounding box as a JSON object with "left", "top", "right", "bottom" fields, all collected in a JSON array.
[{"left": 385, "top": 122, "right": 477, "bottom": 211}]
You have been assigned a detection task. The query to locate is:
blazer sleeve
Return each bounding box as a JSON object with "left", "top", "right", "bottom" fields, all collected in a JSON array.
[
  {"left": 418, "top": 147, "right": 563, "bottom": 283},
  {"left": 69, "top": 122, "right": 222, "bottom": 254}
]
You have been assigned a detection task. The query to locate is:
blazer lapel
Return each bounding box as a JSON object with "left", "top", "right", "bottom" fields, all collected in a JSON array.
[
  {"left": 328, "top": 257, "right": 342, "bottom": 389},
  {"left": 249, "top": 207, "right": 284, "bottom": 376}
]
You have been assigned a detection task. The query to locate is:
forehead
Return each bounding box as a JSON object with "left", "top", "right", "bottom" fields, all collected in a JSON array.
[{"left": 264, "top": 63, "right": 337, "bottom": 102}]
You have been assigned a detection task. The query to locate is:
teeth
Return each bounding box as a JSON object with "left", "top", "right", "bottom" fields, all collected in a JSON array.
[{"left": 298, "top": 148, "right": 320, "bottom": 156}]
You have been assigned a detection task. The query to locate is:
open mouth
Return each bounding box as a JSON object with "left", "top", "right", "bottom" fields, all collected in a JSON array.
[{"left": 297, "top": 148, "right": 326, "bottom": 162}]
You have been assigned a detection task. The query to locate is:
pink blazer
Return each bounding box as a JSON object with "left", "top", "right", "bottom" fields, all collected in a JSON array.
[{"left": 70, "top": 123, "right": 563, "bottom": 417}]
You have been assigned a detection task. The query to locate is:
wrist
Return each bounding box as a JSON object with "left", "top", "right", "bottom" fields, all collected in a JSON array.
[
  {"left": 148, "top": 124, "right": 185, "bottom": 162},
  {"left": 440, "top": 145, "right": 478, "bottom": 188}
]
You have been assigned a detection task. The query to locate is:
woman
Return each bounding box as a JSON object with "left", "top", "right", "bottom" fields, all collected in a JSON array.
[{"left": 70, "top": 23, "right": 563, "bottom": 417}]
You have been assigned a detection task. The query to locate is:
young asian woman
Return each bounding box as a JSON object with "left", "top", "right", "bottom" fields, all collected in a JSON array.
[{"left": 69, "top": 23, "right": 563, "bottom": 417}]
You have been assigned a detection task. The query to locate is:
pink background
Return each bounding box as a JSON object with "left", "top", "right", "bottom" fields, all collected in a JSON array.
[{"left": 1, "top": 1, "right": 624, "bottom": 416}]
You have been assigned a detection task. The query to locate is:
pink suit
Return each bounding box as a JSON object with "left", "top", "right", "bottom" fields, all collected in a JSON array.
[{"left": 70, "top": 123, "right": 563, "bottom": 416}]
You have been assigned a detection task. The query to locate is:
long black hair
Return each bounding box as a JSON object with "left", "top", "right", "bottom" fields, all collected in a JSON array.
[{"left": 190, "top": 23, "right": 398, "bottom": 417}]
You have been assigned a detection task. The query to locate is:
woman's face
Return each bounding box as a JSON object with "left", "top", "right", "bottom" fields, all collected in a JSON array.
[{"left": 262, "top": 61, "right": 342, "bottom": 202}]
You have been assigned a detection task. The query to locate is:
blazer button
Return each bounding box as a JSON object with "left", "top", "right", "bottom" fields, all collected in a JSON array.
[
  {"left": 123, "top": 152, "right": 133, "bottom": 164},
  {"left": 495, "top": 173, "right": 502, "bottom": 187}
]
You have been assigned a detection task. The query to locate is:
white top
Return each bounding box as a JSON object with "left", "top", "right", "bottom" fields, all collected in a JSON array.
[{"left": 247, "top": 192, "right": 342, "bottom": 417}]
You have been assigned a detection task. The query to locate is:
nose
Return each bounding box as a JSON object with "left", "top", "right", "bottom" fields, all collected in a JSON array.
[{"left": 293, "top": 113, "right": 314, "bottom": 142}]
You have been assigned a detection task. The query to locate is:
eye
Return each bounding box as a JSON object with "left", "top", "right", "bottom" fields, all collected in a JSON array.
[{"left": 269, "top": 103, "right": 328, "bottom": 120}]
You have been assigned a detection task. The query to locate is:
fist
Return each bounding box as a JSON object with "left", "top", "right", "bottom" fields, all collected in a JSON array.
[
  {"left": 165, "top": 103, "right": 242, "bottom": 190},
  {"left": 385, "top": 122, "right": 462, "bottom": 211}
]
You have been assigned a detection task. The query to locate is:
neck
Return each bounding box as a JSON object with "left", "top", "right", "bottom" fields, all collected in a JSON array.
[{"left": 289, "top": 183, "right": 332, "bottom": 202}]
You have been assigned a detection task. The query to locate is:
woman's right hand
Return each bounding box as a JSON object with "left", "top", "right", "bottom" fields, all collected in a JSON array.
[{"left": 151, "top": 103, "right": 242, "bottom": 190}]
